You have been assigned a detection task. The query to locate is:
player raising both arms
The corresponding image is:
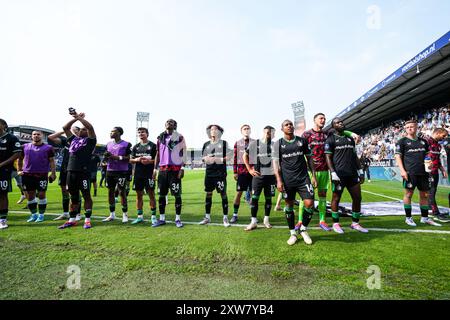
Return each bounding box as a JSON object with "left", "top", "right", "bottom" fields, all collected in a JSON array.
[{"left": 58, "top": 109, "right": 96, "bottom": 229}]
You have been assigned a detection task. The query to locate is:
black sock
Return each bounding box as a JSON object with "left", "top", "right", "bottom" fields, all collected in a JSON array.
[
  {"left": 62, "top": 194, "right": 70, "bottom": 213},
  {"left": 159, "top": 196, "right": 166, "bottom": 215},
  {"left": 175, "top": 196, "right": 182, "bottom": 215},
  {"left": 28, "top": 202, "right": 38, "bottom": 214},
  {"left": 404, "top": 204, "right": 412, "bottom": 218},
  {"left": 264, "top": 199, "right": 272, "bottom": 217},
  {"left": 222, "top": 196, "right": 228, "bottom": 216},
  {"left": 302, "top": 207, "right": 313, "bottom": 227},
  {"left": 205, "top": 195, "right": 212, "bottom": 214},
  {"left": 233, "top": 203, "right": 239, "bottom": 214},
  {"left": 109, "top": 204, "right": 115, "bottom": 213},
  {"left": 420, "top": 205, "right": 429, "bottom": 218},
  {"left": 85, "top": 209, "right": 92, "bottom": 218},
  {"left": 0, "top": 209, "right": 8, "bottom": 220},
  {"left": 285, "top": 207, "right": 295, "bottom": 230},
  {"left": 250, "top": 197, "right": 258, "bottom": 218},
  {"left": 77, "top": 197, "right": 82, "bottom": 214},
  {"left": 38, "top": 204, "right": 47, "bottom": 214}
]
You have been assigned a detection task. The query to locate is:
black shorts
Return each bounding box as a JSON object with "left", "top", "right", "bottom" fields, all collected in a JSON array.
[
  {"left": 106, "top": 171, "right": 128, "bottom": 191},
  {"left": 0, "top": 169, "right": 12, "bottom": 194},
  {"left": 332, "top": 176, "right": 361, "bottom": 193},
  {"left": 90, "top": 171, "right": 98, "bottom": 182},
  {"left": 158, "top": 171, "right": 182, "bottom": 196},
  {"left": 133, "top": 176, "right": 156, "bottom": 192},
  {"left": 58, "top": 170, "right": 68, "bottom": 187},
  {"left": 67, "top": 171, "right": 91, "bottom": 194},
  {"left": 252, "top": 175, "right": 276, "bottom": 198},
  {"left": 283, "top": 179, "right": 314, "bottom": 201},
  {"left": 236, "top": 173, "right": 252, "bottom": 192},
  {"left": 205, "top": 175, "right": 227, "bottom": 193},
  {"left": 22, "top": 174, "right": 49, "bottom": 192},
  {"left": 403, "top": 174, "right": 430, "bottom": 192}
]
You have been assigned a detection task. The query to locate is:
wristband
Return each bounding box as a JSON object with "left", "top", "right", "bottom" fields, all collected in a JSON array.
[{"left": 119, "top": 156, "right": 123, "bottom": 161}]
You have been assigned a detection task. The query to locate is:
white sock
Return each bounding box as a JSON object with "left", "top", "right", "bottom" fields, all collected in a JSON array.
[
  {"left": 137, "top": 215, "right": 143, "bottom": 219},
  {"left": 176, "top": 214, "right": 181, "bottom": 221},
  {"left": 110, "top": 212, "right": 115, "bottom": 218},
  {"left": 233, "top": 213, "right": 238, "bottom": 217},
  {"left": 251, "top": 217, "right": 257, "bottom": 224},
  {"left": 63, "top": 212, "right": 69, "bottom": 216},
  {"left": 205, "top": 214, "right": 211, "bottom": 220},
  {"left": 85, "top": 218, "right": 91, "bottom": 223},
  {"left": 290, "top": 229, "right": 296, "bottom": 236},
  {"left": 263, "top": 216, "right": 269, "bottom": 224},
  {"left": 69, "top": 218, "right": 76, "bottom": 223},
  {"left": 160, "top": 214, "right": 165, "bottom": 221}
]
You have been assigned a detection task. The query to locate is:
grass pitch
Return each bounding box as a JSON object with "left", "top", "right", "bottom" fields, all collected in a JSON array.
[{"left": 1, "top": 171, "right": 449, "bottom": 300}]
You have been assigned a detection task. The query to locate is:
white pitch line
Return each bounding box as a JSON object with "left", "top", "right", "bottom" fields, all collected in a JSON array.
[
  {"left": 361, "top": 190, "right": 403, "bottom": 202},
  {"left": 8, "top": 211, "right": 450, "bottom": 235}
]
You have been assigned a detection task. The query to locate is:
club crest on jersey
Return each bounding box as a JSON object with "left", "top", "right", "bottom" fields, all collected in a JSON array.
[
  {"left": 407, "top": 142, "right": 411, "bottom": 145},
  {"left": 420, "top": 141, "right": 425, "bottom": 145},
  {"left": 1, "top": 139, "right": 6, "bottom": 144},
  {"left": 297, "top": 141, "right": 303, "bottom": 147},
  {"left": 15, "top": 142, "right": 21, "bottom": 148}
]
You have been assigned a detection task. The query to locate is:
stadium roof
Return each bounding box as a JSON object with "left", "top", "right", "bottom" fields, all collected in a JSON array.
[{"left": 326, "top": 30, "right": 450, "bottom": 132}]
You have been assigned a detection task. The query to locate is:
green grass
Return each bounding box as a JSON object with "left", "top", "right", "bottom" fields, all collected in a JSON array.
[{"left": 1, "top": 171, "right": 449, "bottom": 300}]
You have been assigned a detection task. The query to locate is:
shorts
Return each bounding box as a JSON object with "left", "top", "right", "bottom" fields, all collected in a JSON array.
[
  {"left": 204, "top": 175, "right": 227, "bottom": 193},
  {"left": 133, "top": 177, "right": 156, "bottom": 192},
  {"left": 158, "top": 170, "right": 182, "bottom": 196},
  {"left": 67, "top": 171, "right": 91, "bottom": 194},
  {"left": 403, "top": 174, "right": 430, "bottom": 192},
  {"left": 106, "top": 171, "right": 128, "bottom": 191},
  {"left": 314, "top": 170, "right": 330, "bottom": 192},
  {"left": 58, "top": 170, "right": 68, "bottom": 187},
  {"left": 332, "top": 176, "right": 360, "bottom": 193},
  {"left": 22, "top": 174, "right": 49, "bottom": 192},
  {"left": 252, "top": 175, "right": 276, "bottom": 198},
  {"left": 236, "top": 173, "right": 252, "bottom": 192},
  {"left": 0, "top": 169, "right": 12, "bottom": 194},
  {"left": 283, "top": 178, "right": 314, "bottom": 201},
  {"left": 90, "top": 171, "right": 98, "bottom": 182}
]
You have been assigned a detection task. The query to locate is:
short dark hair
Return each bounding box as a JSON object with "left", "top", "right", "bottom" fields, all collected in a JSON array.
[
  {"left": 137, "top": 127, "right": 148, "bottom": 134},
  {"left": 314, "top": 113, "right": 325, "bottom": 119},
  {"left": 241, "top": 124, "right": 250, "bottom": 130},
  {"left": 206, "top": 124, "right": 224, "bottom": 137},
  {"left": 0, "top": 119, "right": 7, "bottom": 128},
  {"left": 264, "top": 125, "right": 275, "bottom": 131},
  {"left": 114, "top": 127, "right": 124, "bottom": 135}
]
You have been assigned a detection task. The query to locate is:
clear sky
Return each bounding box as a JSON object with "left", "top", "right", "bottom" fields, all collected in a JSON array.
[{"left": 1, "top": 0, "right": 449, "bottom": 147}]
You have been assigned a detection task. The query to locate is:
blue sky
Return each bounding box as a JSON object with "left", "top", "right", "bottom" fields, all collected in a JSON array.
[{"left": 1, "top": 0, "right": 449, "bottom": 147}]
